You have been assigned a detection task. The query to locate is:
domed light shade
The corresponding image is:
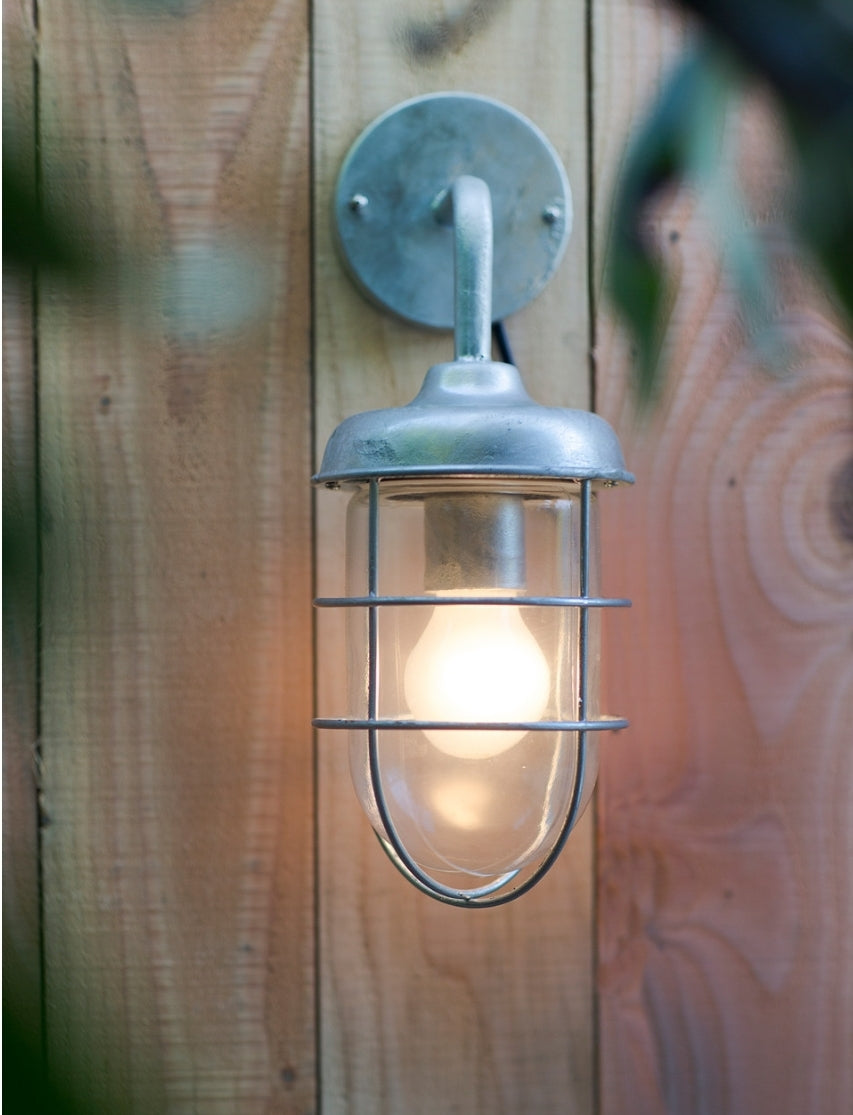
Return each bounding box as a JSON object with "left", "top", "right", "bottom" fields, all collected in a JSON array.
[{"left": 314, "top": 94, "right": 632, "bottom": 907}]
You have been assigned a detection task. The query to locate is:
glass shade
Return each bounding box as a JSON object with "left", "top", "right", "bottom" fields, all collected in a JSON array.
[{"left": 344, "top": 478, "right": 601, "bottom": 891}]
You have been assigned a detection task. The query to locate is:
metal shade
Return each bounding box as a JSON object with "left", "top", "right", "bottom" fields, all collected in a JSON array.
[{"left": 314, "top": 360, "right": 634, "bottom": 487}]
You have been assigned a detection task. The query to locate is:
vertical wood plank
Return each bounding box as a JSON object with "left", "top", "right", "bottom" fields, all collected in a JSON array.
[
  {"left": 37, "top": 1, "right": 315, "bottom": 1110},
  {"left": 313, "top": 3, "right": 594, "bottom": 1112},
  {"left": 592, "top": 2, "right": 853, "bottom": 1112},
  {"left": 3, "top": 0, "right": 42, "bottom": 1054}
]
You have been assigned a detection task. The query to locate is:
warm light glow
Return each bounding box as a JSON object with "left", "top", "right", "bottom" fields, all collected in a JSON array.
[
  {"left": 403, "top": 593, "right": 551, "bottom": 759},
  {"left": 430, "top": 776, "right": 493, "bottom": 830}
]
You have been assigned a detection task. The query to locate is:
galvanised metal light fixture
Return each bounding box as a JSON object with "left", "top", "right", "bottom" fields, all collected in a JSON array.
[{"left": 314, "top": 93, "right": 632, "bottom": 907}]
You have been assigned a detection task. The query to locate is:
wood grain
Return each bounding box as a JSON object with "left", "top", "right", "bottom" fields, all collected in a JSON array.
[
  {"left": 593, "top": 2, "right": 853, "bottom": 1112},
  {"left": 37, "top": 1, "right": 314, "bottom": 1110},
  {"left": 11, "top": 0, "right": 851, "bottom": 1110},
  {"left": 3, "top": 0, "right": 42, "bottom": 1054},
  {"left": 313, "top": 2, "right": 594, "bottom": 1112}
]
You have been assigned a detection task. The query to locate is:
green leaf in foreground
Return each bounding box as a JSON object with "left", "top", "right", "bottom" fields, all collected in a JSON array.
[{"left": 605, "top": 45, "right": 717, "bottom": 409}]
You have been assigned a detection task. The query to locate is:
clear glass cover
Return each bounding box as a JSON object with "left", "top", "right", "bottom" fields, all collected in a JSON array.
[{"left": 345, "top": 478, "right": 601, "bottom": 888}]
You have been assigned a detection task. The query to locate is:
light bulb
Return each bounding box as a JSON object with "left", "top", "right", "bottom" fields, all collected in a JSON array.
[{"left": 403, "top": 593, "right": 551, "bottom": 759}]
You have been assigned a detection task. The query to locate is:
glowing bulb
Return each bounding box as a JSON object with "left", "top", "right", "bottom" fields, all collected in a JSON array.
[{"left": 404, "top": 594, "right": 551, "bottom": 759}]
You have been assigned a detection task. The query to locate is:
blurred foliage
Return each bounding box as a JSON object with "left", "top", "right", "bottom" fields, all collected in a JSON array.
[
  {"left": 2, "top": 146, "right": 92, "bottom": 278},
  {"left": 608, "top": 0, "right": 853, "bottom": 407},
  {"left": 3, "top": 1009, "right": 83, "bottom": 1115}
]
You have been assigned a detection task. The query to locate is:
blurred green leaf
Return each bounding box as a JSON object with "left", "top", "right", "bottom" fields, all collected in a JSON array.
[
  {"left": 608, "top": 0, "right": 853, "bottom": 409},
  {"left": 676, "top": 0, "right": 853, "bottom": 122},
  {"left": 786, "top": 106, "right": 853, "bottom": 329},
  {"left": 678, "top": 0, "right": 853, "bottom": 332},
  {"left": 3, "top": 151, "right": 89, "bottom": 276},
  {"left": 606, "top": 43, "right": 726, "bottom": 407},
  {"left": 3, "top": 1009, "right": 79, "bottom": 1115},
  {"left": 695, "top": 86, "right": 786, "bottom": 371}
]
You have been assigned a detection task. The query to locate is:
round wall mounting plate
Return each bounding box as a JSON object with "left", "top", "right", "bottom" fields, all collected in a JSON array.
[{"left": 334, "top": 93, "right": 572, "bottom": 329}]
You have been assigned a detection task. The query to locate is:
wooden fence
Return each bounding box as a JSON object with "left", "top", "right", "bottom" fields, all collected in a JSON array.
[{"left": 4, "top": 0, "right": 851, "bottom": 1112}]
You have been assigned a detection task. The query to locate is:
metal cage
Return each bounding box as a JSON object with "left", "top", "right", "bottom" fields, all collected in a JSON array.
[{"left": 315, "top": 470, "right": 630, "bottom": 906}]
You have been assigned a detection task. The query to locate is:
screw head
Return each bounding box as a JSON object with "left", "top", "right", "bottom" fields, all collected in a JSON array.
[
  {"left": 349, "top": 194, "right": 369, "bottom": 213},
  {"left": 542, "top": 203, "right": 562, "bottom": 226}
]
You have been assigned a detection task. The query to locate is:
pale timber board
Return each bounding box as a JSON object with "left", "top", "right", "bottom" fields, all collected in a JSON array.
[
  {"left": 3, "top": 0, "right": 42, "bottom": 1054},
  {"left": 593, "top": 2, "right": 853, "bottom": 1113},
  {"left": 37, "top": 1, "right": 315, "bottom": 1111},
  {"left": 313, "top": 2, "right": 594, "bottom": 1113}
]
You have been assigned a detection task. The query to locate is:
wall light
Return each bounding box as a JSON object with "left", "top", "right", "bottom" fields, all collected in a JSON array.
[{"left": 314, "top": 94, "right": 633, "bottom": 906}]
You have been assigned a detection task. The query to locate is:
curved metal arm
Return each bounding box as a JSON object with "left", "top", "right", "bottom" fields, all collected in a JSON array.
[{"left": 434, "top": 176, "right": 493, "bottom": 361}]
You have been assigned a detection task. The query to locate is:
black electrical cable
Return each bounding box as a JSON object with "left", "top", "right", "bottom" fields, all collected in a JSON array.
[{"left": 492, "top": 320, "right": 515, "bottom": 367}]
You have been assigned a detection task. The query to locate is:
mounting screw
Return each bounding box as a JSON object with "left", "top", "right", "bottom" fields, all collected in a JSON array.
[
  {"left": 349, "top": 194, "right": 369, "bottom": 214},
  {"left": 542, "top": 203, "right": 562, "bottom": 226}
]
